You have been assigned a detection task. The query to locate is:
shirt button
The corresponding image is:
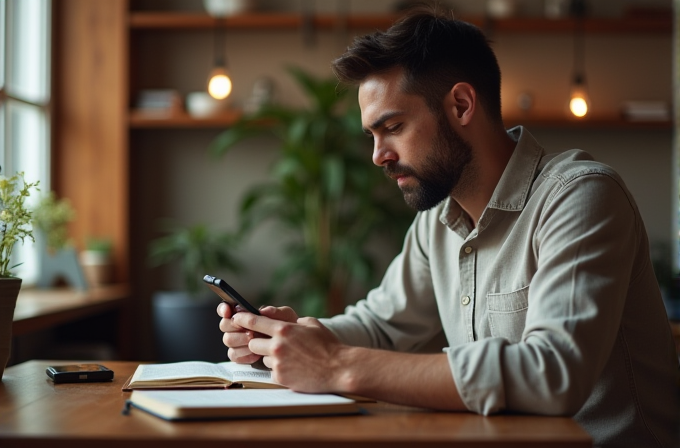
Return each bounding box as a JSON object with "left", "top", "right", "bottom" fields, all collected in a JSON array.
[
  {"left": 461, "top": 296, "right": 471, "bottom": 306},
  {"left": 464, "top": 246, "right": 472, "bottom": 254}
]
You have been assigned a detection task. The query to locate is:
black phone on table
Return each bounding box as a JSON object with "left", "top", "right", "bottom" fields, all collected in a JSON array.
[{"left": 46, "top": 364, "right": 114, "bottom": 383}]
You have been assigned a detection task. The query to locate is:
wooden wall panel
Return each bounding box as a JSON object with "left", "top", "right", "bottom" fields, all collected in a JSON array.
[{"left": 52, "top": 0, "right": 129, "bottom": 283}]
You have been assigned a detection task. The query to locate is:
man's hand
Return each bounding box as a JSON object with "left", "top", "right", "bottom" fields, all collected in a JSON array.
[
  {"left": 219, "top": 303, "right": 466, "bottom": 410},
  {"left": 217, "top": 303, "right": 298, "bottom": 364},
  {"left": 232, "top": 312, "right": 345, "bottom": 393}
]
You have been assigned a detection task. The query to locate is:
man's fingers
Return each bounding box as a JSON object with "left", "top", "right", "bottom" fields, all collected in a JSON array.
[
  {"left": 232, "top": 312, "right": 284, "bottom": 337},
  {"left": 216, "top": 302, "right": 232, "bottom": 318},
  {"left": 248, "top": 336, "right": 273, "bottom": 357},
  {"left": 297, "top": 316, "right": 322, "bottom": 327},
  {"left": 228, "top": 347, "right": 261, "bottom": 364},
  {"left": 262, "top": 355, "right": 273, "bottom": 370},
  {"left": 260, "top": 306, "right": 298, "bottom": 323},
  {"left": 219, "top": 316, "right": 244, "bottom": 333},
  {"left": 223, "top": 330, "right": 252, "bottom": 348}
]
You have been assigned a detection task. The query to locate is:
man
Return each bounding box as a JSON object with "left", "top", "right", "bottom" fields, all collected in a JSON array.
[{"left": 217, "top": 8, "right": 679, "bottom": 447}]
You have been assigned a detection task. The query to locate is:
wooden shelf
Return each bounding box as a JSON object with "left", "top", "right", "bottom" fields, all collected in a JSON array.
[
  {"left": 129, "top": 109, "right": 242, "bottom": 128},
  {"left": 128, "top": 12, "right": 403, "bottom": 30},
  {"left": 128, "top": 12, "right": 671, "bottom": 34},
  {"left": 490, "top": 17, "right": 672, "bottom": 34},
  {"left": 127, "top": 13, "right": 672, "bottom": 131},
  {"left": 504, "top": 114, "right": 672, "bottom": 130},
  {"left": 129, "top": 109, "right": 670, "bottom": 130}
]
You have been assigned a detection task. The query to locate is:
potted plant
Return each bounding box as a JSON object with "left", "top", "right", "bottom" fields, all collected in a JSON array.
[
  {"left": 80, "top": 237, "right": 114, "bottom": 287},
  {"left": 208, "top": 67, "right": 413, "bottom": 317},
  {"left": 31, "top": 191, "right": 87, "bottom": 290},
  {"left": 0, "top": 171, "right": 39, "bottom": 378},
  {"left": 148, "top": 221, "right": 241, "bottom": 362}
]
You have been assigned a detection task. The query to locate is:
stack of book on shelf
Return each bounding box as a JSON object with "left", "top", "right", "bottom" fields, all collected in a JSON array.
[
  {"left": 135, "top": 89, "right": 182, "bottom": 118},
  {"left": 621, "top": 101, "right": 669, "bottom": 122},
  {"left": 122, "top": 361, "right": 364, "bottom": 421}
]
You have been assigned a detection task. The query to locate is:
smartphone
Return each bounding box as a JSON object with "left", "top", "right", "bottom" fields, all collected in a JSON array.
[
  {"left": 204, "top": 275, "right": 271, "bottom": 371},
  {"left": 203, "top": 274, "right": 260, "bottom": 315},
  {"left": 46, "top": 364, "right": 114, "bottom": 383}
]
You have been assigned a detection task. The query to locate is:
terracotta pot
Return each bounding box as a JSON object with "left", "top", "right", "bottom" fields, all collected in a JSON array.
[
  {"left": 79, "top": 251, "right": 112, "bottom": 287},
  {"left": 0, "top": 277, "right": 21, "bottom": 379}
]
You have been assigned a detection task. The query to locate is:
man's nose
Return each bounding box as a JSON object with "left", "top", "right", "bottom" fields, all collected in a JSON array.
[{"left": 372, "top": 138, "right": 397, "bottom": 167}]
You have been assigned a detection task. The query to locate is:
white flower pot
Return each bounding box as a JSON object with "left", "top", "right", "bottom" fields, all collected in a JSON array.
[{"left": 203, "top": 0, "right": 251, "bottom": 17}]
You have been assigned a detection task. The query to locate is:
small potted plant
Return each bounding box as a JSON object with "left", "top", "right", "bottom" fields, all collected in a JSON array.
[
  {"left": 31, "top": 191, "right": 87, "bottom": 290},
  {"left": 0, "top": 171, "right": 39, "bottom": 378},
  {"left": 80, "top": 237, "right": 114, "bottom": 287},
  {"left": 148, "top": 221, "right": 241, "bottom": 362}
]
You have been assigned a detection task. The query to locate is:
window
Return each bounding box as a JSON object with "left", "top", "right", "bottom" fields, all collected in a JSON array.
[{"left": 0, "top": 0, "right": 51, "bottom": 284}]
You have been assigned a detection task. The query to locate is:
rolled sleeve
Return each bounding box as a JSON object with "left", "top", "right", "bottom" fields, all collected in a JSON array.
[{"left": 446, "top": 338, "right": 508, "bottom": 415}]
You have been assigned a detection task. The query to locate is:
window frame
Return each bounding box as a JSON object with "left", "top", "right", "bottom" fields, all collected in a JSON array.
[{"left": 0, "top": 0, "right": 52, "bottom": 284}]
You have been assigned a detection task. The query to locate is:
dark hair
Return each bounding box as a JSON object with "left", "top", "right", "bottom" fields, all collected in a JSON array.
[{"left": 331, "top": 6, "right": 503, "bottom": 123}]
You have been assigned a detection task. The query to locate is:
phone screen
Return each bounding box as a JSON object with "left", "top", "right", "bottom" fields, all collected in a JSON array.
[{"left": 50, "top": 364, "right": 108, "bottom": 373}]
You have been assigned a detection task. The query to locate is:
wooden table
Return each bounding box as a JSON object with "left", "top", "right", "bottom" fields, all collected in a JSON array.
[{"left": 0, "top": 360, "right": 592, "bottom": 448}]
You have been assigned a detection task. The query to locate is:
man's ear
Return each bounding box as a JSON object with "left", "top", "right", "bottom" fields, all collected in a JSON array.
[{"left": 444, "top": 82, "right": 476, "bottom": 126}]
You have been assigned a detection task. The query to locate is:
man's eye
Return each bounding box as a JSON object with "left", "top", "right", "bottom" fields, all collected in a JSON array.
[{"left": 387, "top": 123, "right": 402, "bottom": 133}]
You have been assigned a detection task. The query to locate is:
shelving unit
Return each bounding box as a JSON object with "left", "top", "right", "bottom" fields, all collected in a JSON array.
[
  {"left": 128, "top": 12, "right": 671, "bottom": 34},
  {"left": 127, "top": 11, "right": 672, "bottom": 130}
]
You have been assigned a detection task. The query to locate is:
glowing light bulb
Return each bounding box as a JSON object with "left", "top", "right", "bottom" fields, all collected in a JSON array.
[
  {"left": 570, "top": 96, "right": 588, "bottom": 117},
  {"left": 569, "top": 80, "right": 589, "bottom": 118},
  {"left": 207, "top": 67, "right": 232, "bottom": 100}
]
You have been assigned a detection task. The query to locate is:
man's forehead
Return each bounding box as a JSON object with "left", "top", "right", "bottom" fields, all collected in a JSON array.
[
  {"left": 358, "top": 69, "right": 406, "bottom": 118},
  {"left": 359, "top": 69, "right": 403, "bottom": 99}
]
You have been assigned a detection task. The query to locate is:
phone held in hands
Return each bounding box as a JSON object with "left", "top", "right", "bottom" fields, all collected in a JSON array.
[
  {"left": 204, "top": 274, "right": 270, "bottom": 371},
  {"left": 203, "top": 274, "right": 260, "bottom": 315}
]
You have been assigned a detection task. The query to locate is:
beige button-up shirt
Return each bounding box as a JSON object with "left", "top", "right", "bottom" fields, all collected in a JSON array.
[{"left": 323, "top": 126, "right": 679, "bottom": 447}]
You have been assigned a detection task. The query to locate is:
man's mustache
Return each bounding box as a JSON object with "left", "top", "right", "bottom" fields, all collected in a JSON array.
[{"left": 383, "top": 162, "right": 417, "bottom": 180}]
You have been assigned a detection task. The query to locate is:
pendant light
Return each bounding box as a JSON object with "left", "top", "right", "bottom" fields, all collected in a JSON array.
[
  {"left": 568, "top": 0, "right": 589, "bottom": 118},
  {"left": 207, "top": 19, "right": 232, "bottom": 100}
]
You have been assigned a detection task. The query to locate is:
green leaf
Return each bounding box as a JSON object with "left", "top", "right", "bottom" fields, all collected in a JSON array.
[
  {"left": 322, "top": 156, "right": 345, "bottom": 200},
  {"left": 147, "top": 221, "right": 241, "bottom": 296}
]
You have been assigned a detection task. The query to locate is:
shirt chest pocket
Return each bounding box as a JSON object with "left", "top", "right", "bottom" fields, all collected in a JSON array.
[{"left": 486, "top": 285, "right": 529, "bottom": 344}]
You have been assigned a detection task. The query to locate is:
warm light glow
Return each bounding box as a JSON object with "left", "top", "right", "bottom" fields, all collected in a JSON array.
[
  {"left": 570, "top": 96, "right": 588, "bottom": 117},
  {"left": 207, "top": 68, "right": 232, "bottom": 100},
  {"left": 569, "top": 82, "right": 589, "bottom": 118}
]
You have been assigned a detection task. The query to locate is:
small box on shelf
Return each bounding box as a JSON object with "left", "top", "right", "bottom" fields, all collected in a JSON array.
[
  {"left": 621, "top": 101, "right": 670, "bottom": 122},
  {"left": 135, "top": 89, "right": 183, "bottom": 118}
]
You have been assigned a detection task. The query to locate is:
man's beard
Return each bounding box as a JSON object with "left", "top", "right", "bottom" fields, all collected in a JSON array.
[{"left": 384, "top": 112, "right": 473, "bottom": 211}]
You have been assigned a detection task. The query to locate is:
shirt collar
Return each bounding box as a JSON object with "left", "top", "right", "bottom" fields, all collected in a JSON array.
[
  {"left": 487, "top": 126, "right": 544, "bottom": 212},
  {"left": 439, "top": 126, "right": 544, "bottom": 230}
]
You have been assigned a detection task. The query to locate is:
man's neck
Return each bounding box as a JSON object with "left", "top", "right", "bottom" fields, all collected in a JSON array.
[{"left": 452, "top": 125, "right": 516, "bottom": 227}]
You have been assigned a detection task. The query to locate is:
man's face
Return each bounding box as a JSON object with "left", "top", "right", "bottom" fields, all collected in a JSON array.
[{"left": 359, "top": 69, "right": 473, "bottom": 211}]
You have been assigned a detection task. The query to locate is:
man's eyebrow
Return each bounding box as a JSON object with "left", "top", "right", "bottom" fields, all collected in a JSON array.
[{"left": 362, "top": 111, "right": 405, "bottom": 134}]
